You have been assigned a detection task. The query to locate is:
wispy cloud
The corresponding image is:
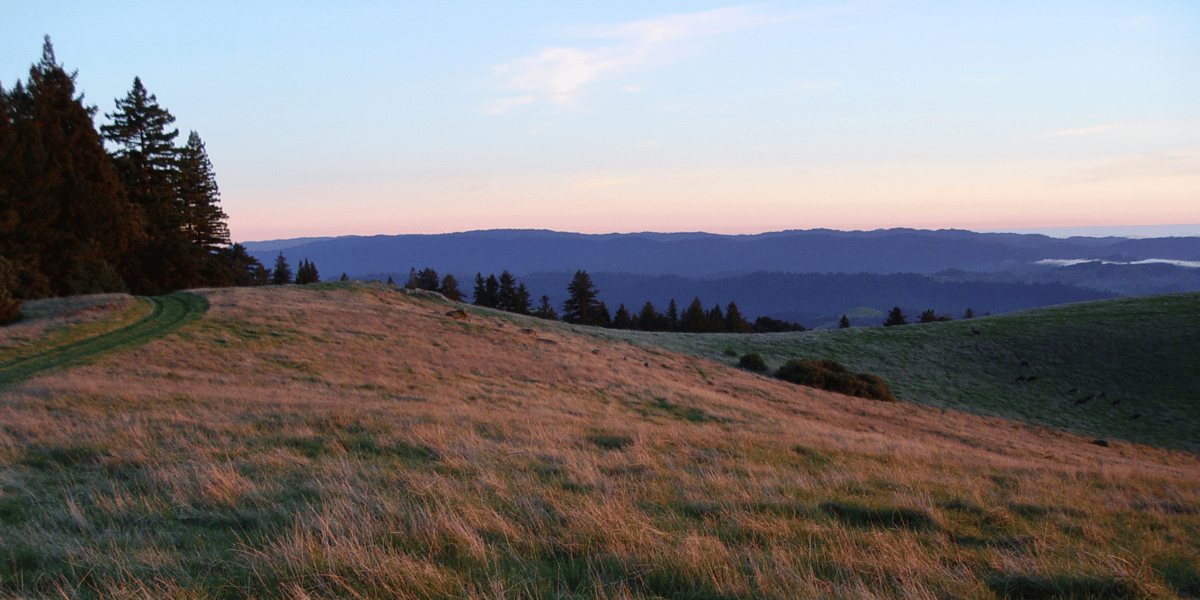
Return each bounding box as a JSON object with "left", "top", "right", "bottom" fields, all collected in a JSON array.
[{"left": 489, "top": 6, "right": 786, "bottom": 113}]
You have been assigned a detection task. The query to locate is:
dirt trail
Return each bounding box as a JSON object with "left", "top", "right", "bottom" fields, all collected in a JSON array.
[{"left": 0, "top": 292, "right": 208, "bottom": 386}]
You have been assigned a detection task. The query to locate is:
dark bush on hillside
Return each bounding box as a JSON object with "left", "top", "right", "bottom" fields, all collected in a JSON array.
[
  {"left": 738, "top": 352, "right": 768, "bottom": 372},
  {"left": 775, "top": 358, "right": 895, "bottom": 402}
]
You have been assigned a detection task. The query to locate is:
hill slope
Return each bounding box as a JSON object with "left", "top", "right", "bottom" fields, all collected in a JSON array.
[
  {"left": 599, "top": 292, "right": 1200, "bottom": 453},
  {"left": 0, "top": 284, "right": 1197, "bottom": 599}
]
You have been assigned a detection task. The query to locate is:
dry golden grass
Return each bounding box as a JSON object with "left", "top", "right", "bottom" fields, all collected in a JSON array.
[{"left": 0, "top": 282, "right": 1196, "bottom": 599}]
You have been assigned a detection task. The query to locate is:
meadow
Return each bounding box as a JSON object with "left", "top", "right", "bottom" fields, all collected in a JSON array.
[
  {"left": 597, "top": 292, "right": 1200, "bottom": 453},
  {"left": 0, "top": 282, "right": 1197, "bottom": 599}
]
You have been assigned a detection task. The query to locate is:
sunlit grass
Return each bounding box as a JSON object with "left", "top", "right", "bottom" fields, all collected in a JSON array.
[{"left": 0, "top": 283, "right": 1196, "bottom": 598}]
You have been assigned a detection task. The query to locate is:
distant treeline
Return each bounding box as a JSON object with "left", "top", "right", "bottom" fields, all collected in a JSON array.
[
  {"left": 402, "top": 267, "right": 806, "bottom": 334},
  {"left": 1, "top": 38, "right": 269, "bottom": 321}
]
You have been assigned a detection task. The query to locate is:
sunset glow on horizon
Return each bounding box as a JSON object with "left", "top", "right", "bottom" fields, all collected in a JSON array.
[{"left": 5, "top": 1, "right": 1197, "bottom": 242}]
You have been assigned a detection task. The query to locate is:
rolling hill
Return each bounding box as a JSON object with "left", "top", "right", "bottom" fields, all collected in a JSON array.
[
  {"left": 0, "top": 284, "right": 1197, "bottom": 599},
  {"left": 597, "top": 291, "right": 1200, "bottom": 453}
]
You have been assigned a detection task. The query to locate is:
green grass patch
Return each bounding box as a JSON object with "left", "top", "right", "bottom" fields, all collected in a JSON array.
[
  {"left": 606, "top": 292, "right": 1200, "bottom": 452},
  {"left": 0, "top": 292, "right": 209, "bottom": 387}
]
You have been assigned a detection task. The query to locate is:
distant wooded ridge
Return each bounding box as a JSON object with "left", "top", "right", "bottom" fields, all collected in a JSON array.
[
  {"left": 243, "top": 228, "right": 1200, "bottom": 279},
  {"left": 243, "top": 228, "right": 1200, "bottom": 328}
]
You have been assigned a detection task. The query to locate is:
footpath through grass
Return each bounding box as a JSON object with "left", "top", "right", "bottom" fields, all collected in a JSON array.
[
  {"left": 598, "top": 292, "right": 1200, "bottom": 453},
  {"left": 0, "top": 292, "right": 209, "bottom": 387}
]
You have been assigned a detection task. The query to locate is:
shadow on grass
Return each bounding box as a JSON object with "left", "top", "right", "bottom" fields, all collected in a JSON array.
[
  {"left": 819, "top": 501, "right": 935, "bottom": 531},
  {"left": 986, "top": 574, "right": 1145, "bottom": 600}
]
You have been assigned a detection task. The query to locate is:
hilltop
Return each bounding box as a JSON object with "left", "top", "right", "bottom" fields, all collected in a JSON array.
[{"left": 0, "top": 283, "right": 1197, "bottom": 599}]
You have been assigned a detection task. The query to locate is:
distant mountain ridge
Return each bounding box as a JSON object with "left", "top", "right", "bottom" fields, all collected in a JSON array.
[
  {"left": 242, "top": 228, "right": 1199, "bottom": 327},
  {"left": 242, "top": 228, "right": 1200, "bottom": 279}
]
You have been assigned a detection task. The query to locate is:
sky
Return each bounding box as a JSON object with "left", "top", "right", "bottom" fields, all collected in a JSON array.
[{"left": 4, "top": 1, "right": 1199, "bottom": 242}]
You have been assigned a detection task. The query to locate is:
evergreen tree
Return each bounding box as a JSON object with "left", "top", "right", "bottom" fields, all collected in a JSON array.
[
  {"left": 596, "top": 301, "right": 612, "bottom": 328},
  {"left": 484, "top": 274, "right": 500, "bottom": 307},
  {"left": 386, "top": 275, "right": 395, "bottom": 285},
  {"left": 102, "top": 76, "right": 189, "bottom": 293},
  {"left": 562, "top": 270, "right": 600, "bottom": 325},
  {"left": 724, "top": 301, "right": 752, "bottom": 333},
  {"left": 2, "top": 37, "right": 143, "bottom": 297},
  {"left": 680, "top": 297, "right": 707, "bottom": 332},
  {"left": 919, "top": 309, "right": 938, "bottom": 324},
  {"left": 472, "top": 273, "right": 488, "bottom": 306},
  {"left": 838, "top": 315, "right": 851, "bottom": 329},
  {"left": 271, "top": 253, "right": 291, "bottom": 284},
  {"left": 883, "top": 307, "right": 907, "bottom": 327},
  {"left": 213, "top": 243, "right": 267, "bottom": 287},
  {"left": 665, "top": 299, "right": 679, "bottom": 331},
  {"left": 637, "top": 301, "right": 661, "bottom": 331},
  {"left": 963, "top": 307, "right": 974, "bottom": 319},
  {"left": 439, "top": 274, "right": 463, "bottom": 302},
  {"left": 175, "top": 131, "right": 229, "bottom": 253},
  {"left": 533, "top": 295, "right": 558, "bottom": 321},
  {"left": 612, "top": 303, "right": 632, "bottom": 329},
  {"left": 497, "top": 270, "right": 517, "bottom": 311},
  {"left": 404, "top": 267, "right": 419, "bottom": 289},
  {"left": 707, "top": 304, "right": 724, "bottom": 333},
  {"left": 511, "top": 282, "right": 532, "bottom": 315},
  {"left": 416, "top": 268, "right": 439, "bottom": 291},
  {"left": 0, "top": 256, "right": 20, "bottom": 324},
  {"left": 339, "top": 272, "right": 349, "bottom": 282},
  {"left": 295, "top": 258, "right": 318, "bottom": 284},
  {"left": 753, "top": 315, "right": 806, "bottom": 333}
]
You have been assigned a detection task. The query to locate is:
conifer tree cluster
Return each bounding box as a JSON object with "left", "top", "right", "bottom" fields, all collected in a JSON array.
[
  {"left": 0, "top": 37, "right": 263, "bottom": 306},
  {"left": 395, "top": 266, "right": 463, "bottom": 301},
  {"left": 560, "top": 271, "right": 804, "bottom": 333},
  {"left": 295, "top": 259, "right": 319, "bottom": 285},
  {"left": 473, "top": 270, "right": 531, "bottom": 314}
]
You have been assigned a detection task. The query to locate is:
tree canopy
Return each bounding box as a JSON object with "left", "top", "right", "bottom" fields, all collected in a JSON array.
[{"left": 1, "top": 38, "right": 262, "bottom": 300}]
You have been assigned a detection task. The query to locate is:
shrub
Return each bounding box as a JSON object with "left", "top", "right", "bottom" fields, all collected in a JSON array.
[
  {"left": 738, "top": 352, "right": 768, "bottom": 372},
  {"left": 775, "top": 358, "right": 895, "bottom": 402}
]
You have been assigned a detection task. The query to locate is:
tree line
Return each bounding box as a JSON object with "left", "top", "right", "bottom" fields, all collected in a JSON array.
[
  {"left": 400, "top": 267, "right": 806, "bottom": 334},
  {"left": 1, "top": 37, "right": 269, "bottom": 321}
]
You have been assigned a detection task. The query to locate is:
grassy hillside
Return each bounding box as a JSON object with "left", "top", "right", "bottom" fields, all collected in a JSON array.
[
  {"left": 0, "top": 283, "right": 1197, "bottom": 599},
  {"left": 598, "top": 292, "right": 1200, "bottom": 453}
]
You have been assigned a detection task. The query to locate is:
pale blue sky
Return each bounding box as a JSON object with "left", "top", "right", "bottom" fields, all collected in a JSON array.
[{"left": 4, "top": 1, "right": 1198, "bottom": 241}]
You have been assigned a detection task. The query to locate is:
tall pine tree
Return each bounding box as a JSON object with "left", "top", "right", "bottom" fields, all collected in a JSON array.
[
  {"left": 102, "top": 77, "right": 194, "bottom": 293},
  {"left": 2, "top": 37, "right": 143, "bottom": 297},
  {"left": 562, "top": 270, "right": 600, "bottom": 325},
  {"left": 176, "top": 131, "right": 229, "bottom": 252}
]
